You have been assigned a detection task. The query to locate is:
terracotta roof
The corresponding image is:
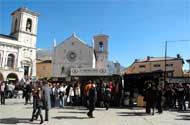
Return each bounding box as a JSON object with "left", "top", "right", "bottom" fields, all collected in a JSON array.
[{"left": 135, "top": 57, "right": 183, "bottom": 63}]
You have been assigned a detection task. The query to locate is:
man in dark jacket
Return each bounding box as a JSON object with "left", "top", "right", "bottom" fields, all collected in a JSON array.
[{"left": 87, "top": 83, "right": 97, "bottom": 118}]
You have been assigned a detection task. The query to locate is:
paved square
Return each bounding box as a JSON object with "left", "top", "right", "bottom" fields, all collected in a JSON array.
[{"left": 0, "top": 99, "right": 190, "bottom": 125}]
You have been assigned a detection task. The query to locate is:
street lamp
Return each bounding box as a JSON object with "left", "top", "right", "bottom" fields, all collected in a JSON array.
[{"left": 164, "top": 41, "right": 167, "bottom": 87}]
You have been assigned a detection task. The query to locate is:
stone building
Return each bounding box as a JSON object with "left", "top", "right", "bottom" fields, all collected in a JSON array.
[
  {"left": 0, "top": 7, "right": 39, "bottom": 82},
  {"left": 52, "top": 33, "right": 110, "bottom": 78},
  {"left": 124, "top": 56, "right": 184, "bottom": 77},
  {"left": 36, "top": 57, "right": 52, "bottom": 79}
]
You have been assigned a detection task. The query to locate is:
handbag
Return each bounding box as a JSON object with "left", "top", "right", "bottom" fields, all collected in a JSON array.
[{"left": 67, "top": 96, "right": 70, "bottom": 103}]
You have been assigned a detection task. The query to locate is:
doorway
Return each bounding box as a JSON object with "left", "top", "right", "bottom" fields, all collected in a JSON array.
[{"left": 24, "top": 66, "right": 29, "bottom": 77}]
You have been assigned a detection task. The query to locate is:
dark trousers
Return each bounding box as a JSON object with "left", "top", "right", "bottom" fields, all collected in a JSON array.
[
  {"left": 51, "top": 95, "right": 56, "bottom": 108},
  {"left": 88, "top": 100, "right": 95, "bottom": 117},
  {"left": 146, "top": 101, "right": 151, "bottom": 114},
  {"left": 88, "top": 107, "right": 94, "bottom": 117},
  {"left": 157, "top": 101, "right": 162, "bottom": 113},
  {"left": 104, "top": 100, "right": 110, "bottom": 110},
  {"left": 25, "top": 93, "right": 31, "bottom": 104},
  {"left": 1, "top": 92, "right": 5, "bottom": 104},
  {"left": 45, "top": 109, "right": 49, "bottom": 121},
  {"left": 31, "top": 107, "right": 43, "bottom": 123}
]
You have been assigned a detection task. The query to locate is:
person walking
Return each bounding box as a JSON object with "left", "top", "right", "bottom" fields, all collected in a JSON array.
[
  {"left": 186, "top": 84, "right": 190, "bottom": 108},
  {"left": 58, "top": 84, "right": 65, "bottom": 108},
  {"left": 0, "top": 82, "right": 6, "bottom": 105},
  {"left": 30, "top": 87, "right": 43, "bottom": 124},
  {"left": 25, "top": 81, "right": 32, "bottom": 105},
  {"left": 83, "top": 80, "right": 93, "bottom": 108},
  {"left": 74, "top": 83, "right": 81, "bottom": 106},
  {"left": 156, "top": 85, "right": 163, "bottom": 114},
  {"left": 177, "top": 84, "right": 186, "bottom": 111},
  {"left": 42, "top": 81, "right": 51, "bottom": 121},
  {"left": 104, "top": 85, "right": 111, "bottom": 110},
  {"left": 87, "top": 83, "right": 97, "bottom": 118},
  {"left": 144, "top": 84, "right": 156, "bottom": 115},
  {"left": 50, "top": 83, "right": 58, "bottom": 108}
]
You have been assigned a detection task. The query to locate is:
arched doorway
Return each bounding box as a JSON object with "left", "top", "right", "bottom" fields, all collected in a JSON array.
[
  {"left": 0, "top": 72, "right": 4, "bottom": 81},
  {"left": 21, "top": 57, "right": 33, "bottom": 78},
  {"left": 7, "top": 73, "right": 18, "bottom": 84}
]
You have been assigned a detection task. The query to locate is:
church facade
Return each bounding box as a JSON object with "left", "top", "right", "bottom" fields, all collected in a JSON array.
[
  {"left": 52, "top": 33, "right": 110, "bottom": 78},
  {"left": 0, "top": 7, "right": 39, "bottom": 82}
]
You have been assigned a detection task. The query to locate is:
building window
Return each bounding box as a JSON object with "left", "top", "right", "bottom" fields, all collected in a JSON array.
[
  {"left": 14, "top": 19, "right": 17, "bottom": 32},
  {"left": 7, "top": 54, "right": 15, "bottom": 68},
  {"left": 99, "top": 42, "right": 104, "bottom": 52},
  {"left": 167, "top": 71, "right": 173, "bottom": 77},
  {"left": 42, "top": 66, "right": 46, "bottom": 70},
  {"left": 166, "top": 64, "right": 173, "bottom": 67},
  {"left": 153, "top": 64, "right": 160, "bottom": 67},
  {"left": 139, "top": 65, "right": 146, "bottom": 68},
  {"left": 26, "top": 18, "right": 32, "bottom": 32},
  {"left": 61, "top": 67, "right": 64, "bottom": 74}
]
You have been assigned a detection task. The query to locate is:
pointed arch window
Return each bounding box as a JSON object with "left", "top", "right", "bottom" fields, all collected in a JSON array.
[
  {"left": 7, "top": 54, "right": 15, "bottom": 68},
  {"left": 26, "top": 18, "right": 32, "bottom": 32},
  {"left": 99, "top": 41, "right": 104, "bottom": 52},
  {"left": 14, "top": 19, "right": 17, "bottom": 32}
]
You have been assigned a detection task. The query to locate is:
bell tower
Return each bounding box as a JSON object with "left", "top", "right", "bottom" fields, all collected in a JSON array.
[
  {"left": 93, "top": 34, "right": 109, "bottom": 69},
  {"left": 10, "top": 7, "right": 39, "bottom": 48},
  {"left": 10, "top": 7, "right": 40, "bottom": 77}
]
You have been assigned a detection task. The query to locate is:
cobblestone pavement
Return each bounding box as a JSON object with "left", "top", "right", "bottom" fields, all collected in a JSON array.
[{"left": 0, "top": 99, "right": 190, "bottom": 125}]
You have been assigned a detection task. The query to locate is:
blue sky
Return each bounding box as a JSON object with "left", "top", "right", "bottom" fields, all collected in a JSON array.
[{"left": 1, "top": 0, "right": 190, "bottom": 69}]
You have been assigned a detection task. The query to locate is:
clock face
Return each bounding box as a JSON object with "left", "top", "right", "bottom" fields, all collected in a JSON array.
[{"left": 66, "top": 51, "right": 77, "bottom": 62}]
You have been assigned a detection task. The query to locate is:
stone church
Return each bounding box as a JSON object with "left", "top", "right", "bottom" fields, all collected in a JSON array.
[
  {"left": 52, "top": 33, "right": 110, "bottom": 78},
  {"left": 0, "top": 7, "right": 39, "bottom": 82}
]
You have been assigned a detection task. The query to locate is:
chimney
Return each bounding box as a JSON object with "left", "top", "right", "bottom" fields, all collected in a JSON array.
[
  {"left": 177, "top": 54, "right": 181, "bottom": 58},
  {"left": 147, "top": 56, "right": 150, "bottom": 61}
]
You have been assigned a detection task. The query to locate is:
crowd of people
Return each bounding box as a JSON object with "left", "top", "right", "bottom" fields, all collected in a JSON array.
[
  {"left": 143, "top": 83, "right": 190, "bottom": 115},
  {"left": 1, "top": 78, "right": 190, "bottom": 124},
  {"left": 20, "top": 79, "right": 114, "bottom": 124}
]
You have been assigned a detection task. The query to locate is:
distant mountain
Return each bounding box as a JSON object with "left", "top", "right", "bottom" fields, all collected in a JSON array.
[{"left": 36, "top": 49, "right": 52, "bottom": 59}]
